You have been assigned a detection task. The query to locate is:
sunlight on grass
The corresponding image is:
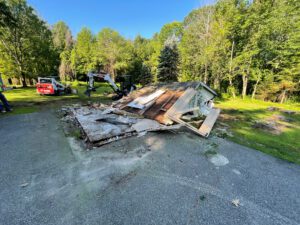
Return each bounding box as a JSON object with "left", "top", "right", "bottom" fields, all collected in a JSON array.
[
  {"left": 216, "top": 97, "right": 300, "bottom": 164},
  {"left": 4, "top": 82, "right": 113, "bottom": 105},
  {"left": 216, "top": 97, "right": 300, "bottom": 111}
]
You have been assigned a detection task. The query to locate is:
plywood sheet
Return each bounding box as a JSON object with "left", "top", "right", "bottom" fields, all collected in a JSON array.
[
  {"left": 75, "top": 112, "right": 134, "bottom": 142},
  {"left": 198, "top": 108, "right": 221, "bottom": 137}
]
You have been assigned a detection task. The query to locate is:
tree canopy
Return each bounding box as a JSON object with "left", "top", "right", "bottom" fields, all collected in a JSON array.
[{"left": 0, "top": 0, "right": 58, "bottom": 86}]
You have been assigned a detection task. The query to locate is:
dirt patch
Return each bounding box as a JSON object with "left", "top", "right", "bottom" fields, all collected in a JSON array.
[
  {"left": 267, "top": 107, "right": 298, "bottom": 115},
  {"left": 267, "top": 114, "right": 293, "bottom": 123},
  {"left": 252, "top": 120, "right": 285, "bottom": 135},
  {"left": 267, "top": 106, "right": 280, "bottom": 111},
  {"left": 218, "top": 113, "right": 239, "bottom": 122},
  {"left": 252, "top": 113, "right": 296, "bottom": 135}
]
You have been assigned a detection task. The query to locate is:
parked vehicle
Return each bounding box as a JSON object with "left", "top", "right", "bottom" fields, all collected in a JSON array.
[
  {"left": 36, "top": 77, "right": 65, "bottom": 95},
  {"left": 85, "top": 72, "right": 136, "bottom": 100}
]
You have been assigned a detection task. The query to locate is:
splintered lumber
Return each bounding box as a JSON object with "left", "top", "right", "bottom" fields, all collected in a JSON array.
[{"left": 198, "top": 108, "right": 221, "bottom": 137}]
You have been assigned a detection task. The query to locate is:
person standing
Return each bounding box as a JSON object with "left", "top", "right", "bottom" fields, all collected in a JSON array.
[{"left": 0, "top": 75, "right": 12, "bottom": 113}]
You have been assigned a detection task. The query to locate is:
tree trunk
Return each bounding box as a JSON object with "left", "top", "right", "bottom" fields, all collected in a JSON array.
[
  {"left": 228, "top": 78, "right": 235, "bottom": 98},
  {"left": 242, "top": 74, "right": 248, "bottom": 99},
  {"left": 203, "top": 12, "right": 210, "bottom": 84},
  {"left": 242, "top": 58, "right": 252, "bottom": 99},
  {"left": 213, "top": 77, "right": 219, "bottom": 90},
  {"left": 21, "top": 72, "right": 27, "bottom": 87},
  {"left": 108, "top": 61, "right": 115, "bottom": 81},
  {"left": 204, "top": 63, "right": 208, "bottom": 84},
  {"left": 251, "top": 78, "right": 260, "bottom": 99},
  {"left": 111, "top": 68, "right": 116, "bottom": 81},
  {"left": 280, "top": 90, "right": 286, "bottom": 104},
  {"left": 228, "top": 41, "right": 236, "bottom": 98}
]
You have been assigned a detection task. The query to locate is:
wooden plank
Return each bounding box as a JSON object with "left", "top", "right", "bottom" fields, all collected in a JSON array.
[
  {"left": 160, "top": 94, "right": 174, "bottom": 111},
  {"left": 143, "top": 91, "right": 173, "bottom": 119},
  {"left": 198, "top": 108, "right": 221, "bottom": 137},
  {"left": 165, "top": 88, "right": 197, "bottom": 117},
  {"left": 138, "top": 100, "right": 156, "bottom": 115},
  {"left": 167, "top": 114, "right": 207, "bottom": 137},
  {"left": 153, "top": 91, "right": 184, "bottom": 124},
  {"left": 161, "top": 91, "right": 183, "bottom": 111},
  {"left": 127, "top": 89, "right": 165, "bottom": 109}
]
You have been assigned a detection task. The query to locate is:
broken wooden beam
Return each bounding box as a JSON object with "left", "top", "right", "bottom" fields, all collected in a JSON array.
[{"left": 198, "top": 108, "right": 221, "bottom": 137}]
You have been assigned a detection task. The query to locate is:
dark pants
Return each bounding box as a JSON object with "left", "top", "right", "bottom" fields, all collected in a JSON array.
[{"left": 0, "top": 92, "right": 11, "bottom": 111}]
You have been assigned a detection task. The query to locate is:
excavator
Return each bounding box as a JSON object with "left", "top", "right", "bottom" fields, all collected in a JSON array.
[{"left": 84, "top": 71, "right": 136, "bottom": 100}]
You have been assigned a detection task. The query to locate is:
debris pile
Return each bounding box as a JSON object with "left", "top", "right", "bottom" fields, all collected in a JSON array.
[
  {"left": 113, "top": 82, "right": 220, "bottom": 137},
  {"left": 61, "top": 82, "right": 221, "bottom": 147}
]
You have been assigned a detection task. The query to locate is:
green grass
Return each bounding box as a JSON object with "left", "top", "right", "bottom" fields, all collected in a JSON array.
[
  {"left": 1, "top": 81, "right": 113, "bottom": 115},
  {"left": 5, "top": 82, "right": 113, "bottom": 103},
  {"left": 216, "top": 98, "right": 300, "bottom": 164}
]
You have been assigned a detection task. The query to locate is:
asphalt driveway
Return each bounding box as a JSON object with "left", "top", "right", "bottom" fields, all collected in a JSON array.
[{"left": 0, "top": 111, "right": 299, "bottom": 225}]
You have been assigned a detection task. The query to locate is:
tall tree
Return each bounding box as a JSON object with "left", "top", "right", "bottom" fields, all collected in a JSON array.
[
  {"left": 0, "top": 0, "right": 57, "bottom": 86},
  {"left": 71, "top": 27, "right": 95, "bottom": 76},
  {"left": 179, "top": 6, "right": 215, "bottom": 83},
  {"left": 157, "top": 43, "right": 179, "bottom": 82},
  {"left": 52, "top": 21, "right": 74, "bottom": 81},
  {"left": 95, "top": 28, "right": 129, "bottom": 80},
  {"left": 52, "top": 21, "right": 73, "bottom": 52}
]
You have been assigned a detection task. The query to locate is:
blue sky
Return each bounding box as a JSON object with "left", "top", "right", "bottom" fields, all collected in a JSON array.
[{"left": 27, "top": 0, "right": 214, "bottom": 39}]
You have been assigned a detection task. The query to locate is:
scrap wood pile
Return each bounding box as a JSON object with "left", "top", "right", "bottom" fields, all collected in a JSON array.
[{"left": 62, "top": 82, "right": 221, "bottom": 147}]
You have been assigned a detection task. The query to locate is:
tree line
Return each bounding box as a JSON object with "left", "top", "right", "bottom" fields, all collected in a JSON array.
[{"left": 0, "top": 0, "right": 299, "bottom": 102}]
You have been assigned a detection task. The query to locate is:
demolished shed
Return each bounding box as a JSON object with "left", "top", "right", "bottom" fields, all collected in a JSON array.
[
  {"left": 64, "top": 82, "right": 221, "bottom": 147},
  {"left": 113, "top": 82, "right": 220, "bottom": 137}
]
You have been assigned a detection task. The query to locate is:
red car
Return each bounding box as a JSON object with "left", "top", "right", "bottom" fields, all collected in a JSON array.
[{"left": 36, "top": 77, "right": 65, "bottom": 95}]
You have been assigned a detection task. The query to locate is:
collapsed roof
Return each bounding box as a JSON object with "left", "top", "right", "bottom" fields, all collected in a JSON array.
[{"left": 68, "top": 82, "right": 220, "bottom": 146}]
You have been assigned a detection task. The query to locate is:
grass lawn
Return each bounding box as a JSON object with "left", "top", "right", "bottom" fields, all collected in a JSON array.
[
  {"left": 215, "top": 98, "right": 300, "bottom": 164},
  {"left": 2, "top": 82, "right": 113, "bottom": 115}
]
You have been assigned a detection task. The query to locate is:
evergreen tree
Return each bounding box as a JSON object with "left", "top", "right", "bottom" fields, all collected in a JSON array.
[{"left": 157, "top": 44, "right": 179, "bottom": 82}]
